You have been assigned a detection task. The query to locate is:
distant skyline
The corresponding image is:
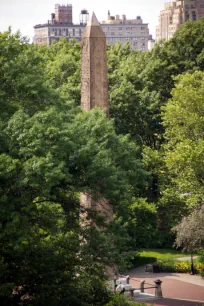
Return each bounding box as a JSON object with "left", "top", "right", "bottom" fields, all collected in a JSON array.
[{"left": 0, "top": 0, "right": 168, "bottom": 41}]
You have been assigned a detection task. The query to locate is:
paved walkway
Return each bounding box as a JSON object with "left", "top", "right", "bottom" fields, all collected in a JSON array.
[
  {"left": 176, "top": 256, "right": 198, "bottom": 261},
  {"left": 145, "top": 298, "right": 204, "bottom": 306},
  {"left": 128, "top": 264, "right": 204, "bottom": 305}
]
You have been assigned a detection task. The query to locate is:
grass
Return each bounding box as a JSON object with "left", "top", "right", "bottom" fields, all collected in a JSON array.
[
  {"left": 138, "top": 249, "right": 194, "bottom": 260},
  {"left": 131, "top": 249, "right": 196, "bottom": 267}
]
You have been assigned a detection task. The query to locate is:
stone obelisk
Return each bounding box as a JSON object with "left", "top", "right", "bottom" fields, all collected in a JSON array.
[
  {"left": 80, "top": 12, "right": 114, "bottom": 280},
  {"left": 80, "top": 13, "right": 112, "bottom": 222},
  {"left": 81, "top": 12, "right": 109, "bottom": 117}
]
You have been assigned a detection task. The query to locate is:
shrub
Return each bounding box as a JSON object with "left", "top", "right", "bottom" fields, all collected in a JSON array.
[
  {"left": 200, "top": 270, "right": 204, "bottom": 278},
  {"left": 198, "top": 252, "right": 204, "bottom": 278},
  {"left": 105, "top": 294, "right": 147, "bottom": 306},
  {"left": 157, "top": 259, "right": 204, "bottom": 274},
  {"left": 157, "top": 259, "right": 176, "bottom": 272},
  {"left": 131, "top": 255, "right": 156, "bottom": 267},
  {"left": 199, "top": 251, "right": 204, "bottom": 264}
]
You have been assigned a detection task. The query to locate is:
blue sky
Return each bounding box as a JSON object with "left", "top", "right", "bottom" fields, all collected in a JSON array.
[{"left": 0, "top": 0, "right": 167, "bottom": 40}]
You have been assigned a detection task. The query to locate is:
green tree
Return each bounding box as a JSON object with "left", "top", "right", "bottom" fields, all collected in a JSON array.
[
  {"left": 173, "top": 204, "right": 204, "bottom": 252},
  {"left": 0, "top": 30, "right": 150, "bottom": 305},
  {"left": 162, "top": 71, "right": 204, "bottom": 206}
]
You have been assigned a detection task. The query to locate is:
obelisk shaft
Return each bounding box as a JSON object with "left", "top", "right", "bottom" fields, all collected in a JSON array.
[
  {"left": 81, "top": 12, "right": 109, "bottom": 116},
  {"left": 80, "top": 14, "right": 114, "bottom": 279}
]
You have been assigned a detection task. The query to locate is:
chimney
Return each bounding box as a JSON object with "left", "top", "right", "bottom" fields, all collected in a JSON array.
[
  {"left": 51, "top": 13, "right": 55, "bottom": 24},
  {"left": 108, "top": 10, "right": 111, "bottom": 20}
]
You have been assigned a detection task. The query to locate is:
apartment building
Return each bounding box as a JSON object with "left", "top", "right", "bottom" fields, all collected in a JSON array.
[
  {"left": 156, "top": 0, "right": 204, "bottom": 41},
  {"left": 33, "top": 6, "right": 150, "bottom": 51},
  {"left": 101, "top": 11, "right": 149, "bottom": 51}
]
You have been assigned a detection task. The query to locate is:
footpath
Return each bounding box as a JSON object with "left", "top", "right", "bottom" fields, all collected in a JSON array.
[{"left": 128, "top": 263, "right": 204, "bottom": 306}]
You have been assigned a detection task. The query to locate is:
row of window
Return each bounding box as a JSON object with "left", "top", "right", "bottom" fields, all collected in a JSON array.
[
  {"left": 102, "top": 26, "right": 147, "bottom": 31},
  {"left": 107, "top": 37, "right": 146, "bottom": 44},
  {"left": 58, "top": 10, "right": 72, "bottom": 12},
  {"left": 107, "top": 40, "right": 147, "bottom": 50},
  {"left": 104, "top": 32, "right": 148, "bottom": 39},
  {"left": 34, "top": 36, "right": 147, "bottom": 51},
  {"left": 48, "top": 28, "right": 82, "bottom": 37},
  {"left": 185, "top": 4, "right": 204, "bottom": 9},
  {"left": 104, "top": 31, "right": 147, "bottom": 35},
  {"left": 44, "top": 28, "right": 148, "bottom": 39},
  {"left": 105, "top": 34, "right": 147, "bottom": 39}
]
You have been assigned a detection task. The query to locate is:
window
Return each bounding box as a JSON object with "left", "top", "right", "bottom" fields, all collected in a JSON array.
[{"left": 192, "top": 11, "right": 197, "bottom": 20}]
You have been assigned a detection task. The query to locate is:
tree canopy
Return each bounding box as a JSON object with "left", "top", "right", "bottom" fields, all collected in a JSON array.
[
  {"left": 173, "top": 205, "right": 204, "bottom": 252},
  {"left": 0, "top": 30, "right": 147, "bottom": 306},
  {"left": 162, "top": 71, "right": 204, "bottom": 206}
]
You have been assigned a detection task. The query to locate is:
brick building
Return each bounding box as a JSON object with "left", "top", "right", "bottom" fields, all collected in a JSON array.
[
  {"left": 156, "top": 0, "right": 204, "bottom": 41},
  {"left": 53, "top": 4, "right": 72, "bottom": 24}
]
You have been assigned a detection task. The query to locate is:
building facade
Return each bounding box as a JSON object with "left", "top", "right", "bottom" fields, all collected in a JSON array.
[
  {"left": 100, "top": 11, "right": 149, "bottom": 51},
  {"left": 148, "top": 35, "right": 156, "bottom": 50},
  {"left": 156, "top": 0, "right": 204, "bottom": 41},
  {"left": 53, "top": 4, "right": 72, "bottom": 24},
  {"left": 33, "top": 6, "right": 149, "bottom": 51}
]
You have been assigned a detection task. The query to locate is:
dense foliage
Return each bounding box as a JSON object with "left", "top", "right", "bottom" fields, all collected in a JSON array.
[
  {"left": 0, "top": 30, "right": 146, "bottom": 306},
  {"left": 157, "top": 259, "right": 204, "bottom": 274},
  {"left": 1, "top": 17, "right": 204, "bottom": 305}
]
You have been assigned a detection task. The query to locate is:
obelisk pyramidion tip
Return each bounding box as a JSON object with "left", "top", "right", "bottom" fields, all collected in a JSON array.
[{"left": 87, "top": 12, "right": 100, "bottom": 26}]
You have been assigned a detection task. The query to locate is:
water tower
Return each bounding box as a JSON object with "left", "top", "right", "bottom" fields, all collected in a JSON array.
[{"left": 80, "top": 9, "right": 89, "bottom": 25}]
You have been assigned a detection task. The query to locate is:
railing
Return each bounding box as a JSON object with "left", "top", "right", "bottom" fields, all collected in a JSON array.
[
  {"left": 115, "top": 276, "right": 163, "bottom": 298},
  {"left": 132, "top": 278, "right": 163, "bottom": 298}
]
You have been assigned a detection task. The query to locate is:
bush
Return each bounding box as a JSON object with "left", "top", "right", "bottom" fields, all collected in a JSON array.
[
  {"left": 157, "top": 259, "right": 176, "bottom": 272},
  {"left": 131, "top": 255, "right": 156, "bottom": 267},
  {"left": 105, "top": 294, "right": 147, "bottom": 306},
  {"left": 198, "top": 251, "right": 204, "bottom": 264},
  {"left": 157, "top": 259, "right": 204, "bottom": 274},
  {"left": 198, "top": 251, "right": 204, "bottom": 278}
]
